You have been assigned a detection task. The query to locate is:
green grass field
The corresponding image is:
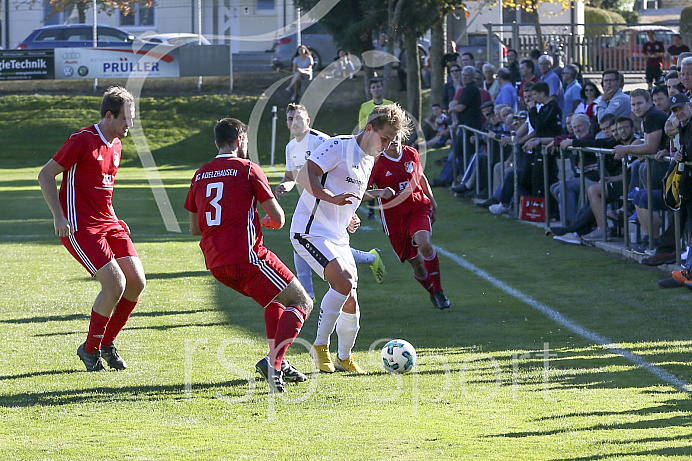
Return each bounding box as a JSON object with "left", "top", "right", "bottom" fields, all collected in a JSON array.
[{"left": 1, "top": 94, "right": 691, "bottom": 460}]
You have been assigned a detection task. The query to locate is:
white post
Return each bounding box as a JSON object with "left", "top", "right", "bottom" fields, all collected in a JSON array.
[
  {"left": 296, "top": 7, "right": 301, "bottom": 46},
  {"left": 229, "top": 42, "right": 234, "bottom": 94},
  {"left": 270, "top": 106, "right": 277, "bottom": 167},
  {"left": 197, "top": 0, "right": 203, "bottom": 92},
  {"left": 93, "top": 0, "right": 98, "bottom": 92}
]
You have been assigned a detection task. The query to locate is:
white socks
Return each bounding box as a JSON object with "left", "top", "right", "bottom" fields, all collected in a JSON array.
[
  {"left": 314, "top": 288, "right": 348, "bottom": 346},
  {"left": 351, "top": 248, "right": 375, "bottom": 265},
  {"left": 336, "top": 311, "right": 360, "bottom": 360}
]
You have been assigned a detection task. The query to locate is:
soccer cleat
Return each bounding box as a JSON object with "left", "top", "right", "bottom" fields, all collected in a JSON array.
[
  {"left": 430, "top": 290, "right": 451, "bottom": 309},
  {"left": 672, "top": 269, "right": 692, "bottom": 287},
  {"left": 335, "top": 355, "right": 366, "bottom": 374},
  {"left": 368, "top": 248, "right": 386, "bottom": 284},
  {"left": 281, "top": 359, "right": 308, "bottom": 383},
  {"left": 255, "top": 357, "right": 287, "bottom": 393},
  {"left": 310, "top": 344, "right": 335, "bottom": 373},
  {"left": 77, "top": 342, "right": 106, "bottom": 372},
  {"left": 101, "top": 343, "right": 127, "bottom": 370}
]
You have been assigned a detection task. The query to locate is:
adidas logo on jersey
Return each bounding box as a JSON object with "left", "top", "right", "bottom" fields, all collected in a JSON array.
[
  {"left": 385, "top": 171, "right": 392, "bottom": 177},
  {"left": 97, "top": 154, "right": 104, "bottom": 161}
]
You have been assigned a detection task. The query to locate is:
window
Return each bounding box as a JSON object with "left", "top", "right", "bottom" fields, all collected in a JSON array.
[
  {"left": 120, "top": 5, "right": 155, "bottom": 27},
  {"left": 35, "top": 29, "right": 64, "bottom": 43},
  {"left": 257, "top": 0, "right": 275, "bottom": 11}
]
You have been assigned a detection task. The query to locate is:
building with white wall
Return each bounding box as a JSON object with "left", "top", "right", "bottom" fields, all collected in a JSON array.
[{"left": 2, "top": 0, "right": 301, "bottom": 52}]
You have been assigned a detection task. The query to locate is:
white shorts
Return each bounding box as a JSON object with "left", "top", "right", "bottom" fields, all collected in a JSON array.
[{"left": 291, "top": 233, "right": 358, "bottom": 287}]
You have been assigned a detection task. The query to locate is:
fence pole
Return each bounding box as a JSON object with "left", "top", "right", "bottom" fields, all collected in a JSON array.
[
  {"left": 542, "top": 146, "right": 550, "bottom": 228},
  {"left": 560, "top": 148, "right": 568, "bottom": 227},
  {"left": 270, "top": 105, "right": 277, "bottom": 167},
  {"left": 598, "top": 152, "right": 607, "bottom": 242},
  {"left": 622, "top": 157, "right": 630, "bottom": 248},
  {"left": 645, "top": 156, "right": 654, "bottom": 252},
  {"left": 487, "top": 139, "right": 493, "bottom": 198}
]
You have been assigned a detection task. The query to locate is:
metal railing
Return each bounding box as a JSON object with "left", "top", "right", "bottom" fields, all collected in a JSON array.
[{"left": 455, "top": 124, "right": 686, "bottom": 265}]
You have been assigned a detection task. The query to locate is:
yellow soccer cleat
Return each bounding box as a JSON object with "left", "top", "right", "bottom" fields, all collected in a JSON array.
[
  {"left": 368, "top": 248, "right": 386, "bottom": 284},
  {"left": 310, "top": 344, "right": 335, "bottom": 373},
  {"left": 335, "top": 355, "right": 366, "bottom": 374}
]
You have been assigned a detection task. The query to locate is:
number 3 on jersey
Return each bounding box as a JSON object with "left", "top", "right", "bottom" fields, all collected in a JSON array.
[{"left": 206, "top": 182, "right": 223, "bottom": 226}]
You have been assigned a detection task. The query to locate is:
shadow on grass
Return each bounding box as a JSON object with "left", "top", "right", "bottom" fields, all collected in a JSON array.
[
  {"left": 0, "top": 379, "right": 255, "bottom": 407},
  {"left": 34, "top": 321, "right": 229, "bottom": 337},
  {"left": 0, "top": 369, "right": 81, "bottom": 381},
  {"left": 1, "top": 307, "right": 212, "bottom": 325}
]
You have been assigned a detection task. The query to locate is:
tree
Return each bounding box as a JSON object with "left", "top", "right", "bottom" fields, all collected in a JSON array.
[{"left": 21, "top": 0, "right": 156, "bottom": 24}]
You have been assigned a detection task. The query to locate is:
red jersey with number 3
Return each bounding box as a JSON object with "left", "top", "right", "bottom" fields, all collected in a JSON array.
[
  {"left": 368, "top": 145, "right": 431, "bottom": 224},
  {"left": 184, "top": 155, "right": 274, "bottom": 269},
  {"left": 52, "top": 124, "right": 122, "bottom": 233}
]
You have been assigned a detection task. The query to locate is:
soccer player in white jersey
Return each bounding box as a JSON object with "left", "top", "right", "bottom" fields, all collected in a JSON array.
[
  {"left": 291, "top": 104, "right": 409, "bottom": 373},
  {"left": 276, "top": 104, "right": 386, "bottom": 302}
]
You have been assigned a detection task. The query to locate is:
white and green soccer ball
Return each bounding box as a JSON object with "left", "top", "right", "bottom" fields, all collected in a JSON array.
[{"left": 381, "top": 339, "right": 416, "bottom": 374}]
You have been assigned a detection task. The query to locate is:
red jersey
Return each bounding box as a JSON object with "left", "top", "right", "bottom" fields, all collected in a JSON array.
[
  {"left": 184, "top": 154, "right": 274, "bottom": 269},
  {"left": 368, "top": 146, "right": 431, "bottom": 226},
  {"left": 52, "top": 124, "right": 122, "bottom": 233}
]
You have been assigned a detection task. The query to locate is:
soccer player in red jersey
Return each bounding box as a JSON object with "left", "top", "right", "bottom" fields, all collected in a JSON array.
[
  {"left": 38, "top": 86, "right": 146, "bottom": 372},
  {"left": 184, "top": 118, "right": 313, "bottom": 393},
  {"left": 366, "top": 134, "right": 451, "bottom": 309}
]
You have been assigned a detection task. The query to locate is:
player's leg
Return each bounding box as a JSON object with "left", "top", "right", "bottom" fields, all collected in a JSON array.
[
  {"left": 408, "top": 252, "right": 434, "bottom": 295},
  {"left": 271, "top": 277, "right": 313, "bottom": 381},
  {"left": 99, "top": 255, "right": 146, "bottom": 369},
  {"left": 414, "top": 229, "right": 450, "bottom": 309},
  {"left": 334, "top": 288, "right": 365, "bottom": 373},
  {"left": 352, "top": 247, "right": 386, "bottom": 284},
  {"left": 293, "top": 251, "right": 315, "bottom": 299}
]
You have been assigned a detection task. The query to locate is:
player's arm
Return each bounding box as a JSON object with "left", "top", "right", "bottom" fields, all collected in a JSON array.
[
  {"left": 37, "top": 159, "right": 71, "bottom": 237},
  {"left": 363, "top": 187, "right": 395, "bottom": 201},
  {"left": 260, "top": 197, "right": 285, "bottom": 229},
  {"left": 189, "top": 212, "right": 201, "bottom": 236},
  {"left": 296, "top": 159, "right": 359, "bottom": 205},
  {"left": 275, "top": 170, "right": 296, "bottom": 198}
]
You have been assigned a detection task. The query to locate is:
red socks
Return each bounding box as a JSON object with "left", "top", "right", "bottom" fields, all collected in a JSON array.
[
  {"left": 271, "top": 305, "right": 306, "bottom": 370},
  {"left": 414, "top": 271, "right": 434, "bottom": 294},
  {"left": 264, "top": 301, "right": 285, "bottom": 351},
  {"left": 423, "top": 250, "right": 442, "bottom": 292},
  {"left": 85, "top": 310, "right": 109, "bottom": 353},
  {"left": 101, "top": 297, "right": 137, "bottom": 348}
]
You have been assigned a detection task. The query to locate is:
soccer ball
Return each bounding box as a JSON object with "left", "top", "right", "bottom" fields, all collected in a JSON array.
[{"left": 381, "top": 339, "right": 416, "bottom": 374}]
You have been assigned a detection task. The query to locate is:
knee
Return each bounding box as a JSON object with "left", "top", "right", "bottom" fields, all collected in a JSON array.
[
  {"left": 127, "top": 274, "right": 146, "bottom": 298},
  {"left": 418, "top": 242, "right": 433, "bottom": 257}
]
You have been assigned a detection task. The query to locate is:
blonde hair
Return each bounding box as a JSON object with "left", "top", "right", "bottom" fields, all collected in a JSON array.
[{"left": 366, "top": 103, "right": 411, "bottom": 140}]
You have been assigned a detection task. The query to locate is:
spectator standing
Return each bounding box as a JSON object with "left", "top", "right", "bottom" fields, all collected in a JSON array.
[
  {"left": 668, "top": 34, "right": 690, "bottom": 68},
  {"left": 539, "top": 54, "right": 565, "bottom": 116},
  {"left": 505, "top": 49, "right": 521, "bottom": 87},
  {"left": 562, "top": 64, "right": 582, "bottom": 125},
  {"left": 643, "top": 31, "right": 665, "bottom": 90},
  {"left": 595, "top": 69, "right": 632, "bottom": 123},
  {"left": 442, "top": 64, "right": 463, "bottom": 111},
  {"left": 494, "top": 68, "right": 518, "bottom": 112},
  {"left": 482, "top": 63, "right": 501, "bottom": 100},
  {"left": 518, "top": 58, "right": 540, "bottom": 109},
  {"left": 574, "top": 82, "right": 601, "bottom": 120},
  {"left": 449, "top": 66, "right": 483, "bottom": 167},
  {"left": 529, "top": 49, "right": 542, "bottom": 78}
]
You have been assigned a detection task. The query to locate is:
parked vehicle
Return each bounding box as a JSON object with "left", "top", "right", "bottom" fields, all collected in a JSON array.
[
  {"left": 596, "top": 25, "right": 676, "bottom": 71},
  {"left": 136, "top": 33, "right": 211, "bottom": 47},
  {"left": 18, "top": 24, "right": 134, "bottom": 50},
  {"left": 271, "top": 22, "right": 338, "bottom": 71},
  {"left": 456, "top": 33, "right": 507, "bottom": 67}
]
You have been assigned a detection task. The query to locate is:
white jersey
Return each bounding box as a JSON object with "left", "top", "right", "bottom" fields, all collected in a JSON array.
[
  {"left": 285, "top": 128, "right": 329, "bottom": 173},
  {"left": 290, "top": 136, "right": 374, "bottom": 244}
]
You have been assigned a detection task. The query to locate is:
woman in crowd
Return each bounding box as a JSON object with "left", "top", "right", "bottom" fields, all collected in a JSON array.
[
  {"left": 574, "top": 81, "right": 601, "bottom": 120},
  {"left": 286, "top": 45, "right": 314, "bottom": 102}
]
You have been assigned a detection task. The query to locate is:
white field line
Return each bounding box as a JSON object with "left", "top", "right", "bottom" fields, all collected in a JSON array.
[{"left": 435, "top": 245, "right": 692, "bottom": 394}]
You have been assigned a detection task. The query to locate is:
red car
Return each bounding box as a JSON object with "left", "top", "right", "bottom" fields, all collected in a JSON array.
[{"left": 596, "top": 25, "right": 676, "bottom": 72}]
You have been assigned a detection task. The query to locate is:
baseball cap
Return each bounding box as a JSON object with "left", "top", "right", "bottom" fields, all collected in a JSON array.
[{"left": 670, "top": 93, "right": 690, "bottom": 109}]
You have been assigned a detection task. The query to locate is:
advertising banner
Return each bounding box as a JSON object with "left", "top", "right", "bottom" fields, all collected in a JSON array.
[
  {"left": 54, "top": 47, "right": 179, "bottom": 79},
  {"left": 0, "top": 50, "right": 54, "bottom": 80}
]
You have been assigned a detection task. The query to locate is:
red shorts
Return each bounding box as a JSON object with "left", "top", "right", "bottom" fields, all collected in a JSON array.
[
  {"left": 382, "top": 204, "right": 432, "bottom": 262},
  {"left": 61, "top": 223, "right": 138, "bottom": 276},
  {"left": 210, "top": 249, "right": 295, "bottom": 308}
]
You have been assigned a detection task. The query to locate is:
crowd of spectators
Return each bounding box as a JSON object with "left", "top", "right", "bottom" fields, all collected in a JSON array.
[{"left": 419, "top": 38, "right": 692, "bottom": 289}]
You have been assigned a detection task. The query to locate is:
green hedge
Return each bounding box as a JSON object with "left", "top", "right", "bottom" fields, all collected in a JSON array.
[
  {"left": 584, "top": 6, "right": 626, "bottom": 35},
  {"left": 682, "top": 6, "right": 692, "bottom": 35}
]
